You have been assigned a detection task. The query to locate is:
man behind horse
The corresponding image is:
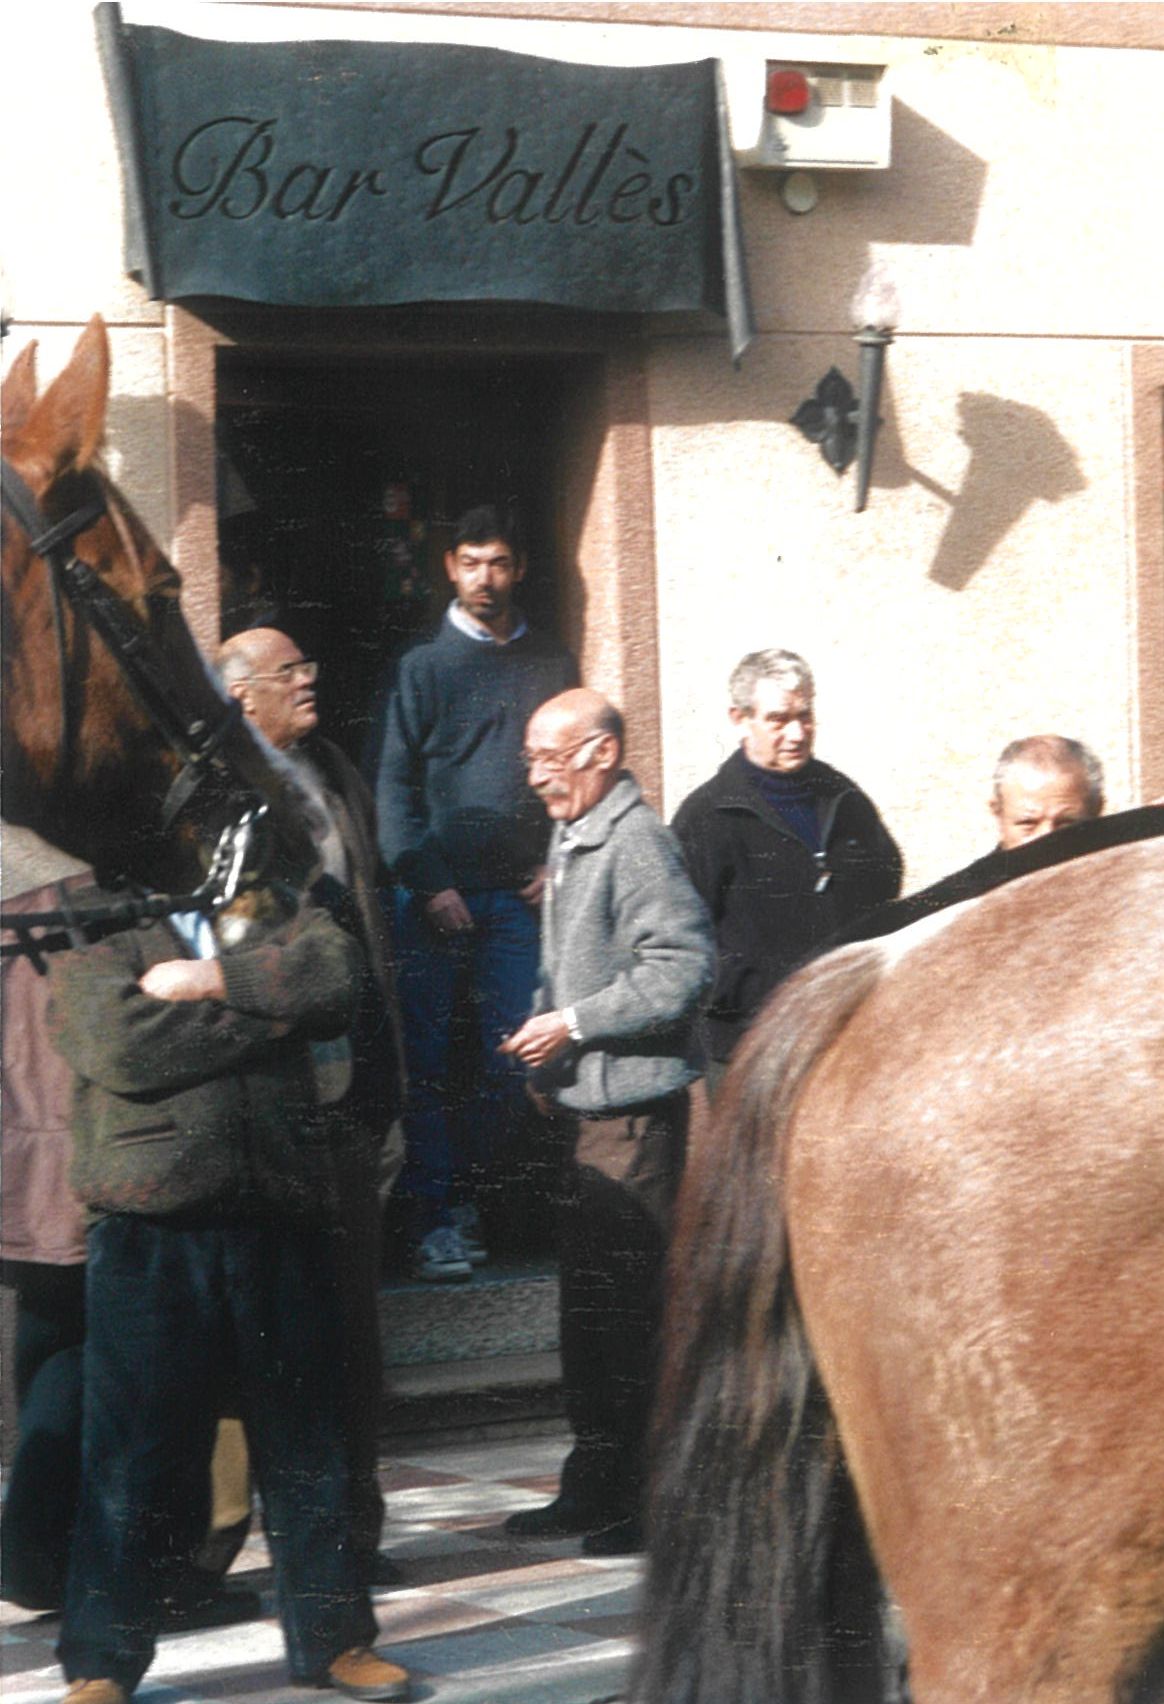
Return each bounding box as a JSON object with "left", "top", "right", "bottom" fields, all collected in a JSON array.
[
  {"left": 500, "top": 688, "right": 714, "bottom": 1554},
  {"left": 217, "top": 624, "right": 406, "bottom": 1590},
  {"left": 46, "top": 883, "right": 411, "bottom": 1703},
  {"left": 990, "top": 733, "right": 1104, "bottom": 848}
]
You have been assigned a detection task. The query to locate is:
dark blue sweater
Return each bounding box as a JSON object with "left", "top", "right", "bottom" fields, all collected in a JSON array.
[{"left": 375, "top": 614, "right": 578, "bottom": 895}]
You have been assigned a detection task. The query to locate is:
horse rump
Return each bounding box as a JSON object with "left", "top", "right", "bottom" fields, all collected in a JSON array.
[{"left": 635, "top": 939, "right": 905, "bottom": 1704}]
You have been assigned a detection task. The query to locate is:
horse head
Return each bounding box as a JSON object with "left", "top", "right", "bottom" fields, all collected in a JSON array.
[{"left": 1, "top": 316, "right": 321, "bottom": 898}]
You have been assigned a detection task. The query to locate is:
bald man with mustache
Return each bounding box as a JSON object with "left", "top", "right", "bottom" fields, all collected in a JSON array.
[{"left": 500, "top": 689, "right": 713, "bottom": 1555}]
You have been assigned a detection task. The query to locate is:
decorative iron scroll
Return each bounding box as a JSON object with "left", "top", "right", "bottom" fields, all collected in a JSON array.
[{"left": 96, "top": 5, "right": 754, "bottom": 360}]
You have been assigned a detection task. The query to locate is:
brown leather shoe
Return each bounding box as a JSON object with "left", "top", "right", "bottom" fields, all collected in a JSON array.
[
  {"left": 62, "top": 1683, "right": 130, "bottom": 1704},
  {"left": 325, "top": 1646, "right": 410, "bottom": 1701}
]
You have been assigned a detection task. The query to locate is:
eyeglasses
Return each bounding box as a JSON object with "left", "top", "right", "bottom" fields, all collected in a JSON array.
[
  {"left": 521, "top": 732, "right": 605, "bottom": 773},
  {"left": 242, "top": 659, "right": 319, "bottom": 685}
]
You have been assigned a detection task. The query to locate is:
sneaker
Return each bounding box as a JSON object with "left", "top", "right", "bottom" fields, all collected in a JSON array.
[
  {"left": 62, "top": 1684, "right": 130, "bottom": 1704},
  {"left": 449, "top": 1204, "right": 488, "bottom": 1266},
  {"left": 413, "top": 1225, "right": 472, "bottom": 1282},
  {"left": 325, "top": 1645, "right": 410, "bottom": 1700}
]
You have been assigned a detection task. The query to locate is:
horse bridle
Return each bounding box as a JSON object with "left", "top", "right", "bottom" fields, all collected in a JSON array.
[
  {"left": 0, "top": 807, "right": 270, "bottom": 966},
  {"left": 1, "top": 457, "right": 272, "bottom": 949},
  {"left": 1, "top": 455, "right": 244, "bottom": 829}
]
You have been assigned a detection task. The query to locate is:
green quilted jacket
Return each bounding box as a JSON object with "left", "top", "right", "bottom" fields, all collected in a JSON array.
[{"left": 48, "top": 896, "right": 362, "bottom": 1222}]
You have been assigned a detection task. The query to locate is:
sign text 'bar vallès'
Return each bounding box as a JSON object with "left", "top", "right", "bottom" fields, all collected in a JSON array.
[{"left": 96, "top": 8, "right": 753, "bottom": 356}]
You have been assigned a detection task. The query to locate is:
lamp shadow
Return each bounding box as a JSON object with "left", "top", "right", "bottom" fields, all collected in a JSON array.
[{"left": 873, "top": 392, "right": 1085, "bottom": 590}]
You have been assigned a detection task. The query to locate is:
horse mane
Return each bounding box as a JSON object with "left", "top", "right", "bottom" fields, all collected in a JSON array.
[{"left": 637, "top": 938, "right": 901, "bottom": 1704}]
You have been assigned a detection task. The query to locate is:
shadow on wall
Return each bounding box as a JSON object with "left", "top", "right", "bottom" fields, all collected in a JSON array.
[
  {"left": 887, "top": 393, "right": 1086, "bottom": 590},
  {"left": 875, "top": 99, "right": 989, "bottom": 247}
]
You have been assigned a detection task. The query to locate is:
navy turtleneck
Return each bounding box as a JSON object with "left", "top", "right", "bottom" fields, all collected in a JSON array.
[{"left": 740, "top": 753, "right": 821, "bottom": 851}]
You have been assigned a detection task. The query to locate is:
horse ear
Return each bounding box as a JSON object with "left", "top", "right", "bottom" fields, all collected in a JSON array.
[
  {"left": 1, "top": 339, "right": 39, "bottom": 434},
  {"left": 22, "top": 315, "right": 111, "bottom": 480}
]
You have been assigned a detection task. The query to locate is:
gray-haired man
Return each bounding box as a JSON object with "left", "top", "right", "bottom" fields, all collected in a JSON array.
[{"left": 673, "top": 649, "right": 902, "bottom": 1094}]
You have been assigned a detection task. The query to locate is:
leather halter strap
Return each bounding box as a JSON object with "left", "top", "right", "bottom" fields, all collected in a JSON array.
[
  {"left": 1, "top": 456, "right": 242, "bottom": 827},
  {"left": 0, "top": 805, "right": 275, "bottom": 963}
]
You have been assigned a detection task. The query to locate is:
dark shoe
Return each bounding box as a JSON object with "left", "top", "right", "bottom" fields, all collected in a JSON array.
[
  {"left": 2, "top": 1563, "right": 66, "bottom": 1613},
  {"left": 504, "top": 1495, "right": 608, "bottom": 1539},
  {"left": 325, "top": 1645, "right": 410, "bottom": 1700},
  {"left": 2, "top": 1584, "right": 63, "bottom": 1614},
  {"left": 362, "top": 1551, "right": 405, "bottom": 1588},
  {"left": 581, "top": 1516, "right": 644, "bottom": 1556},
  {"left": 163, "top": 1581, "right": 264, "bottom": 1630}
]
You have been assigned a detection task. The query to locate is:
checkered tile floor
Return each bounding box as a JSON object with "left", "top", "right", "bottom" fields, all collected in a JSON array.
[{"left": 0, "top": 1430, "right": 637, "bottom": 1703}]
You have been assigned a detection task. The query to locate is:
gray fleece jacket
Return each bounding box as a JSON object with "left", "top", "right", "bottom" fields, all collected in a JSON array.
[{"left": 533, "top": 773, "right": 714, "bottom": 1114}]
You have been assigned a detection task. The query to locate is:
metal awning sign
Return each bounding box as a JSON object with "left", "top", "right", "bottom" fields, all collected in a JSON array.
[{"left": 96, "top": 6, "right": 753, "bottom": 358}]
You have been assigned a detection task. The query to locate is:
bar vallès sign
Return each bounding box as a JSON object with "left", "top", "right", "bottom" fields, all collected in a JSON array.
[{"left": 96, "top": 6, "right": 753, "bottom": 358}]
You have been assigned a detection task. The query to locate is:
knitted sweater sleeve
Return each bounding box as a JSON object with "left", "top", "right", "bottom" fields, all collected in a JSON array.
[
  {"left": 217, "top": 905, "right": 362, "bottom": 1038},
  {"left": 570, "top": 819, "right": 715, "bottom": 1044},
  {"left": 48, "top": 907, "right": 360, "bottom": 1097},
  {"left": 49, "top": 936, "right": 282, "bottom": 1097},
  {"left": 374, "top": 651, "right": 457, "bottom": 896}
]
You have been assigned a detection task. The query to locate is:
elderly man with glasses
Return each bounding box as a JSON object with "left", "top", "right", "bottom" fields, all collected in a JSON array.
[
  {"left": 217, "top": 626, "right": 406, "bottom": 1593},
  {"left": 500, "top": 688, "right": 714, "bottom": 1555}
]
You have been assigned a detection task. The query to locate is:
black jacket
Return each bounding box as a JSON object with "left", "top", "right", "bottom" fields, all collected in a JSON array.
[{"left": 672, "top": 750, "right": 903, "bottom": 1061}]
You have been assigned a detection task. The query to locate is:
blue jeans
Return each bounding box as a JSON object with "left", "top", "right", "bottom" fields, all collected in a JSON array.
[
  {"left": 393, "top": 887, "right": 539, "bottom": 1227},
  {"left": 58, "top": 1216, "right": 375, "bottom": 1692}
]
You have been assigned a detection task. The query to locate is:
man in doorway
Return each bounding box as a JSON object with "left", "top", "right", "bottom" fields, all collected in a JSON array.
[
  {"left": 672, "top": 648, "right": 902, "bottom": 1095},
  {"left": 218, "top": 626, "right": 405, "bottom": 1589},
  {"left": 500, "top": 689, "right": 713, "bottom": 1554},
  {"left": 374, "top": 505, "right": 577, "bottom": 1280},
  {"left": 990, "top": 733, "right": 1104, "bottom": 849}
]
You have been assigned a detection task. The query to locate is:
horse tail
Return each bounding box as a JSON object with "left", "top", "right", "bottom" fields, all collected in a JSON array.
[{"left": 635, "top": 939, "right": 896, "bottom": 1704}]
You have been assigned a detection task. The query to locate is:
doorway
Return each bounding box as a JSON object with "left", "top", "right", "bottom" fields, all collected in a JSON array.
[{"left": 214, "top": 349, "right": 574, "bottom": 764}]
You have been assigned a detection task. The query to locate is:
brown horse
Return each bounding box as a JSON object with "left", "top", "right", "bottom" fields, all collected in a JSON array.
[
  {"left": 2, "top": 316, "right": 317, "bottom": 898},
  {"left": 638, "top": 835, "right": 1164, "bottom": 1704}
]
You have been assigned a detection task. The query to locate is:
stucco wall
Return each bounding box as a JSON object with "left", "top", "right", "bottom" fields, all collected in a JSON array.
[
  {"left": 647, "top": 33, "right": 1164, "bottom": 886},
  {"left": 649, "top": 32, "right": 1164, "bottom": 885},
  {"left": 651, "top": 334, "right": 1140, "bottom": 885},
  {"left": 4, "top": 3, "right": 1162, "bottom": 889},
  {"left": 2, "top": 7, "right": 168, "bottom": 543}
]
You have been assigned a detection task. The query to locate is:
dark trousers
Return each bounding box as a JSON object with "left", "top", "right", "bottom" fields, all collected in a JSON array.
[
  {"left": 58, "top": 1216, "right": 376, "bottom": 1693},
  {"left": 555, "top": 1093, "right": 687, "bottom": 1522},
  {"left": 325, "top": 1151, "right": 387, "bottom": 1570},
  {"left": 0, "top": 1263, "right": 86, "bottom": 1608},
  {"left": 393, "top": 887, "right": 539, "bottom": 1226}
]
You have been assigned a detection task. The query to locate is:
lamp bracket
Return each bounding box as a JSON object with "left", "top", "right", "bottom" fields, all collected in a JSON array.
[{"left": 790, "top": 365, "right": 859, "bottom": 474}]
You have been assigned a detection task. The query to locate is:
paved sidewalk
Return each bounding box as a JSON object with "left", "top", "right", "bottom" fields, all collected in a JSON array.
[{"left": 0, "top": 1430, "right": 637, "bottom": 1704}]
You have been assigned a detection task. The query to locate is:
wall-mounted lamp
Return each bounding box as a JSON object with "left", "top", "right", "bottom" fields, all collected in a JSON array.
[{"left": 791, "top": 263, "right": 900, "bottom": 511}]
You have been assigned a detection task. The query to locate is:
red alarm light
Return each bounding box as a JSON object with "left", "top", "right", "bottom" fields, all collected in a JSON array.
[{"left": 766, "top": 68, "right": 811, "bottom": 115}]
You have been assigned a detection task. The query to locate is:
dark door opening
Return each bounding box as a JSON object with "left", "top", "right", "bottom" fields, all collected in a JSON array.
[{"left": 215, "top": 350, "right": 571, "bottom": 765}]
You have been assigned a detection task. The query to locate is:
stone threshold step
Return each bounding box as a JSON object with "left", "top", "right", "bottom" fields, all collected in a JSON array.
[
  {"left": 379, "top": 1260, "right": 560, "bottom": 1369},
  {"left": 381, "top": 1349, "right": 564, "bottom": 1440}
]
